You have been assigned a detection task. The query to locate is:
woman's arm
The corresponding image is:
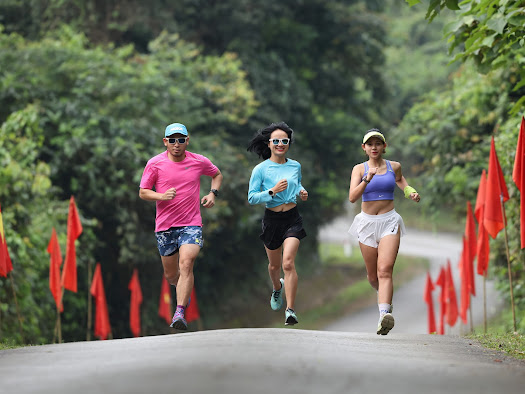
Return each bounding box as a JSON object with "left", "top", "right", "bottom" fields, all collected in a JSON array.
[
  {"left": 393, "top": 161, "right": 420, "bottom": 203},
  {"left": 348, "top": 164, "right": 367, "bottom": 203}
]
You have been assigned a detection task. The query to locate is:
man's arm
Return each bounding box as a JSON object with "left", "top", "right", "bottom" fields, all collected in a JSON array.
[
  {"left": 139, "top": 187, "right": 176, "bottom": 201},
  {"left": 202, "top": 169, "right": 223, "bottom": 208}
]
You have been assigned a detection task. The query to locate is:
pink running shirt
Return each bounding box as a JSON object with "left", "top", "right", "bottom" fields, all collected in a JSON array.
[{"left": 140, "top": 151, "right": 218, "bottom": 232}]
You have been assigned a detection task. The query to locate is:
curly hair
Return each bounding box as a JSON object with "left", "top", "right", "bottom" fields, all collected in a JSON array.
[{"left": 247, "top": 121, "right": 294, "bottom": 160}]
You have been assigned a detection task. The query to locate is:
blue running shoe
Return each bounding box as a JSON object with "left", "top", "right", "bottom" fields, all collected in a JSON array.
[
  {"left": 270, "top": 278, "right": 284, "bottom": 311},
  {"left": 170, "top": 309, "right": 188, "bottom": 330},
  {"left": 285, "top": 308, "right": 298, "bottom": 326}
]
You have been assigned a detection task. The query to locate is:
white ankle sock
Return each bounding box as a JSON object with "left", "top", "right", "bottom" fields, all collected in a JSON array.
[{"left": 378, "top": 303, "right": 391, "bottom": 315}]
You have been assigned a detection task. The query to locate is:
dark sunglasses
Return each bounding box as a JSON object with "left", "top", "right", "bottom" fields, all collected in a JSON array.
[
  {"left": 167, "top": 137, "right": 188, "bottom": 144},
  {"left": 269, "top": 138, "right": 290, "bottom": 145}
]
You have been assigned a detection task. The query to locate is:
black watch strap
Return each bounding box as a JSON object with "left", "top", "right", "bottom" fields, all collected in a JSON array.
[
  {"left": 210, "top": 189, "right": 219, "bottom": 197},
  {"left": 268, "top": 190, "right": 274, "bottom": 196}
]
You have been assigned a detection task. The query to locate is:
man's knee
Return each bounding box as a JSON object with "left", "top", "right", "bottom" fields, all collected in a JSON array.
[
  {"left": 165, "top": 272, "right": 179, "bottom": 286},
  {"left": 179, "top": 257, "right": 195, "bottom": 275}
]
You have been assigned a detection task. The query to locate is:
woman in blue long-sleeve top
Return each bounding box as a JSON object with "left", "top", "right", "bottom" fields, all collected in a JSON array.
[{"left": 247, "top": 121, "right": 308, "bottom": 326}]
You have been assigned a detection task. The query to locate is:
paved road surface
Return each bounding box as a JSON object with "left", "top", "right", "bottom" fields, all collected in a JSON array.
[
  {"left": 1, "top": 328, "right": 524, "bottom": 394},
  {"left": 319, "top": 216, "right": 503, "bottom": 335}
]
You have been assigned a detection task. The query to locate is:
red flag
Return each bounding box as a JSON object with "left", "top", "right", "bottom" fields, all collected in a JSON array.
[
  {"left": 47, "top": 228, "right": 63, "bottom": 312},
  {"left": 423, "top": 272, "right": 437, "bottom": 334},
  {"left": 158, "top": 277, "right": 172, "bottom": 324},
  {"left": 434, "top": 267, "right": 446, "bottom": 335},
  {"left": 484, "top": 137, "right": 509, "bottom": 239},
  {"left": 0, "top": 204, "right": 14, "bottom": 277},
  {"left": 128, "top": 269, "right": 143, "bottom": 337},
  {"left": 445, "top": 260, "right": 458, "bottom": 327},
  {"left": 475, "top": 170, "right": 490, "bottom": 275},
  {"left": 475, "top": 170, "right": 487, "bottom": 224},
  {"left": 61, "top": 196, "right": 83, "bottom": 292},
  {"left": 465, "top": 202, "right": 476, "bottom": 296},
  {"left": 185, "top": 287, "right": 200, "bottom": 323},
  {"left": 512, "top": 116, "right": 525, "bottom": 249},
  {"left": 459, "top": 236, "right": 470, "bottom": 324},
  {"left": 90, "top": 263, "right": 111, "bottom": 340}
]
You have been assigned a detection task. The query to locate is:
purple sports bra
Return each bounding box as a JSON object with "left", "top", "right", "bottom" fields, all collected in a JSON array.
[{"left": 362, "top": 160, "right": 396, "bottom": 202}]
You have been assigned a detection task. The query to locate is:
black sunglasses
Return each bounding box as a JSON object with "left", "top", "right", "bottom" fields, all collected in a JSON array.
[{"left": 167, "top": 137, "right": 188, "bottom": 144}]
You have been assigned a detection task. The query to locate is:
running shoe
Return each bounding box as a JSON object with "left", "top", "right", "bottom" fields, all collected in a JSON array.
[
  {"left": 376, "top": 312, "right": 395, "bottom": 335},
  {"left": 285, "top": 308, "right": 298, "bottom": 326},
  {"left": 270, "top": 278, "right": 284, "bottom": 311},
  {"left": 170, "top": 309, "right": 188, "bottom": 330}
]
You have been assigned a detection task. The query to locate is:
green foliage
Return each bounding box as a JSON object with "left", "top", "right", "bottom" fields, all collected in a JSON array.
[
  {"left": 0, "top": 26, "right": 257, "bottom": 342},
  {"left": 383, "top": 1, "right": 460, "bottom": 124},
  {"left": 412, "top": 0, "right": 525, "bottom": 115},
  {"left": 397, "top": 0, "right": 525, "bottom": 314}
]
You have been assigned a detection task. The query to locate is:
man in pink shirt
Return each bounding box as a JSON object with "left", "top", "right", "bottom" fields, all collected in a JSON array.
[{"left": 139, "top": 123, "right": 223, "bottom": 330}]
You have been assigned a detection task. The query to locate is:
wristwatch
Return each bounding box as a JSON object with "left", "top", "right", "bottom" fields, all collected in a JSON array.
[
  {"left": 362, "top": 176, "right": 370, "bottom": 184},
  {"left": 268, "top": 190, "right": 274, "bottom": 197},
  {"left": 210, "top": 189, "right": 219, "bottom": 197}
]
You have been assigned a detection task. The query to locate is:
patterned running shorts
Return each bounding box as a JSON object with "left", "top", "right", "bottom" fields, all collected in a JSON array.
[{"left": 155, "top": 226, "right": 203, "bottom": 256}]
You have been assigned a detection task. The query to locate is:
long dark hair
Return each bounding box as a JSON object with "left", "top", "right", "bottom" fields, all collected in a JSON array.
[{"left": 247, "top": 121, "right": 294, "bottom": 160}]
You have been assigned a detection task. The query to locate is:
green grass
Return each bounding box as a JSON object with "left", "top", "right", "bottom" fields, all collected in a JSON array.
[
  {"left": 0, "top": 338, "right": 22, "bottom": 350},
  {"left": 466, "top": 308, "right": 525, "bottom": 360}
]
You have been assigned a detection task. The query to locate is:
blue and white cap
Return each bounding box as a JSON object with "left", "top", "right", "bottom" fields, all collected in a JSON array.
[{"left": 165, "top": 123, "right": 188, "bottom": 137}]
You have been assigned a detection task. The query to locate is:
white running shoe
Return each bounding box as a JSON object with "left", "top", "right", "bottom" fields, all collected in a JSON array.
[{"left": 377, "top": 313, "right": 395, "bottom": 335}]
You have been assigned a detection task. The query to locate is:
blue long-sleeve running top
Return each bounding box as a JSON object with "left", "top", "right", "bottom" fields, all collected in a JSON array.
[{"left": 248, "top": 158, "right": 305, "bottom": 208}]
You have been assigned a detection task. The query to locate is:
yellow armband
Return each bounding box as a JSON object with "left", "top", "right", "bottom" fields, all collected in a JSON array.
[{"left": 404, "top": 186, "right": 417, "bottom": 199}]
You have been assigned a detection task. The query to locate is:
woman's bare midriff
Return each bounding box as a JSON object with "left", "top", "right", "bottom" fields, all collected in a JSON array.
[
  {"left": 361, "top": 200, "right": 394, "bottom": 215},
  {"left": 267, "top": 202, "right": 297, "bottom": 212}
]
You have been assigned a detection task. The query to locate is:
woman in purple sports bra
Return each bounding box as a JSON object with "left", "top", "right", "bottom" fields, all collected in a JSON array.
[{"left": 348, "top": 129, "right": 421, "bottom": 336}]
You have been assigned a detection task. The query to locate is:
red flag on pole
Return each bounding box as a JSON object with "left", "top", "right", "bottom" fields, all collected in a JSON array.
[
  {"left": 61, "top": 196, "right": 83, "bottom": 292},
  {"left": 459, "top": 236, "right": 470, "bottom": 324},
  {"left": 512, "top": 116, "right": 525, "bottom": 249},
  {"left": 185, "top": 287, "right": 200, "bottom": 323},
  {"left": 47, "top": 228, "right": 63, "bottom": 312},
  {"left": 465, "top": 201, "right": 476, "bottom": 296},
  {"left": 445, "top": 260, "right": 458, "bottom": 327},
  {"left": 0, "top": 204, "right": 14, "bottom": 277},
  {"left": 158, "top": 277, "right": 172, "bottom": 324},
  {"left": 423, "top": 272, "right": 437, "bottom": 334},
  {"left": 90, "top": 263, "right": 111, "bottom": 340},
  {"left": 475, "top": 170, "right": 490, "bottom": 275},
  {"left": 484, "top": 137, "right": 509, "bottom": 239},
  {"left": 128, "top": 269, "right": 143, "bottom": 337},
  {"left": 434, "top": 266, "right": 446, "bottom": 335}
]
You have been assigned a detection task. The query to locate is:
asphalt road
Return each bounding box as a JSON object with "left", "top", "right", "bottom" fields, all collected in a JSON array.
[
  {"left": 1, "top": 328, "right": 524, "bottom": 394},
  {"left": 0, "top": 215, "right": 522, "bottom": 394}
]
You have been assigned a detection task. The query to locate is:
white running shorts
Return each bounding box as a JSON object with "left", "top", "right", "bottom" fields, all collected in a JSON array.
[{"left": 348, "top": 209, "right": 406, "bottom": 248}]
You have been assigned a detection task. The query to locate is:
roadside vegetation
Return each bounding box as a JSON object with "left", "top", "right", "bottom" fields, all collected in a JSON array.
[{"left": 468, "top": 307, "right": 525, "bottom": 361}]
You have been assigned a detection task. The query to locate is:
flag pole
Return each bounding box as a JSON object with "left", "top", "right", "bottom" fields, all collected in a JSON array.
[
  {"left": 483, "top": 274, "right": 487, "bottom": 333},
  {"left": 57, "top": 303, "right": 62, "bottom": 343},
  {"left": 468, "top": 296, "right": 473, "bottom": 333},
  {"left": 500, "top": 197, "right": 517, "bottom": 332},
  {"left": 54, "top": 287, "right": 65, "bottom": 343},
  {"left": 87, "top": 260, "right": 92, "bottom": 341}
]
